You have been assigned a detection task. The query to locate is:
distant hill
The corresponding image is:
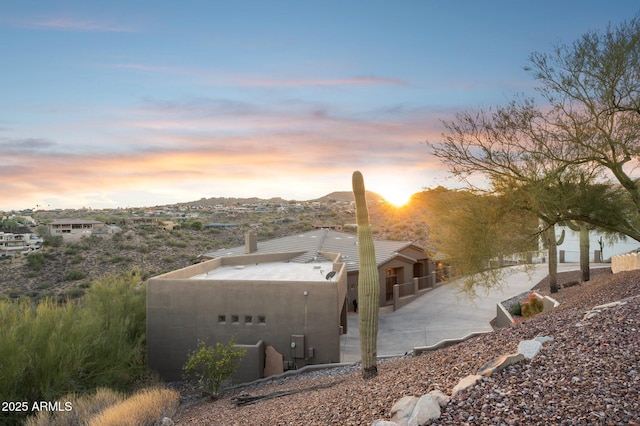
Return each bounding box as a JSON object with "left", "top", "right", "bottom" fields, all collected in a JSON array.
[{"left": 314, "top": 191, "right": 384, "bottom": 203}]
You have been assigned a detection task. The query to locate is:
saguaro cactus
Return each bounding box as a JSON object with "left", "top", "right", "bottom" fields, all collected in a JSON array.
[{"left": 352, "top": 171, "right": 380, "bottom": 379}]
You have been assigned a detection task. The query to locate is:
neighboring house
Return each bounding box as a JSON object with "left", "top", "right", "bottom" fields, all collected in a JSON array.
[
  {"left": 555, "top": 224, "right": 640, "bottom": 263},
  {"left": 47, "top": 219, "right": 110, "bottom": 242},
  {"left": 202, "top": 228, "right": 437, "bottom": 311},
  {"left": 147, "top": 248, "right": 348, "bottom": 384},
  {"left": 0, "top": 228, "right": 43, "bottom": 256}
]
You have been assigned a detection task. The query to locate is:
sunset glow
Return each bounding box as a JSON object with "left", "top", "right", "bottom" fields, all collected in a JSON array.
[{"left": 0, "top": 2, "right": 634, "bottom": 210}]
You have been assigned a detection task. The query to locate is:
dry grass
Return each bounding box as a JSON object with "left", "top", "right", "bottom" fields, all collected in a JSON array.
[
  {"left": 24, "top": 388, "right": 125, "bottom": 426},
  {"left": 88, "top": 387, "right": 179, "bottom": 426}
]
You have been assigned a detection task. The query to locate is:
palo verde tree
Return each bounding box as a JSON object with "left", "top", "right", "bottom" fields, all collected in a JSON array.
[
  {"left": 352, "top": 171, "right": 380, "bottom": 379},
  {"left": 429, "top": 16, "right": 640, "bottom": 291}
]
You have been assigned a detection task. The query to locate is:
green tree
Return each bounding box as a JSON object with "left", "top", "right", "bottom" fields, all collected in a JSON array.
[
  {"left": 183, "top": 337, "right": 246, "bottom": 398},
  {"left": 430, "top": 17, "right": 640, "bottom": 291}
]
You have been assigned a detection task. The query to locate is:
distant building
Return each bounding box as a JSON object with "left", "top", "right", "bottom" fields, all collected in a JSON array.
[
  {"left": 0, "top": 230, "right": 43, "bottom": 256},
  {"left": 47, "top": 219, "right": 110, "bottom": 242}
]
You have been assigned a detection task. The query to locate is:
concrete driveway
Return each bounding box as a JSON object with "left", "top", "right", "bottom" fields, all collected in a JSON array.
[{"left": 340, "top": 262, "right": 610, "bottom": 363}]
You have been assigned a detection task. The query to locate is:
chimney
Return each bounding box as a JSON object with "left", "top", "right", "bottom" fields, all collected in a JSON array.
[{"left": 245, "top": 231, "right": 257, "bottom": 254}]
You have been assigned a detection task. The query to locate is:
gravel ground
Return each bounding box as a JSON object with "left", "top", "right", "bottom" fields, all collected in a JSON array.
[{"left": 174, "top": 268, "right": 640, "bottom": 425}]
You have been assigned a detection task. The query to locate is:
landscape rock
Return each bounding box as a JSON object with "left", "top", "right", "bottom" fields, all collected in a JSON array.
[
  {"left": 427, "top": 389, "right": 450, "bottom": 407},
  {"left": 517, "top": 339, "right": 543, "bottom": 359},
  {"left": 389, "top": 395, "right": 418, "bottom": 425},
  {"left": 157, "top": 417, "right": 174, "bottom": 426},
  {"left": 407, "top": 394, "right": 441, "bottom": 426},
  {"left": 451, "top": 374, "right": 482, "bottom": 396},
  {"left": 593, "top": 300, "right": 627, "bottom": 310},
  {"left": 477, "top": 353, "right": 525, "bottom": 377},
  {"left": 371, "top": 420, "right": 398, "bottom": 426},
  {"left": 533, "top": 335, "right": 554, "bottom": 343}
]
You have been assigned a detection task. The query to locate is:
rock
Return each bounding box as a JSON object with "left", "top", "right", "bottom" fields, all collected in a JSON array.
[
  {"left": 389, "top": 396, "right": 418, "bottom": 425},
  {"left": 408, "top": 394, "right": 441, "bottom": 426},
  {"left": 427, "top": 389, "right": 450, "bottom": 407},
  {"left": 593, "top": 301, "right": 627, "bottom": 310},
  {"left": 477, "top": 353, "right": 526, "bottom": 377},
  {"left": 517, "top": 340, "right": 543, "bottom": 359},
  {"left": 371, "top": 421, "right": 399, "bottom": 426},
  {"left": 452, "top": 374, "right": 482, "bottom": 396},
  {"left": 534, "top": 336, "right": 554, "bottom": 343},
  {"left": 157, "top": 417, "right": 174, "bottom": 426},
  {"left": 583, "top": 310, "right": 601, "bottom": 320}
]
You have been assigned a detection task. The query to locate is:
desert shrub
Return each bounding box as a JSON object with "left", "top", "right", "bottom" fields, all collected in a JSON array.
[
  {"left": 183, "top": 337, "right": 246, "bottom": 398},
  {"left": 109, "top": 255, "right": 130, "bottom": 264},
  {"left": 26, "top": 252, "right": 46, "bottom": 270},
  {"left": 64, "top": 287, "right": 85, "bottom": 299},
  {"left": 0, "top": 272, "right": 147, "bottom": 425},
  {"left": 64, "top": 269, "right": 87, "bottom": 281},
  {"left": 24, "top": 388, "right": 124, "bottom": 426},
  {"left": 46, "top": 235, "right": 64, "bottom": 247},
  {"left": 88, "top": 387, "right": 179, "bottom": 426},
  {"left": 521, "top": 294, "right": 544, "bottom": 318},
  {"left": 508, "top": 301, "right": 522, "bottom": 316}
]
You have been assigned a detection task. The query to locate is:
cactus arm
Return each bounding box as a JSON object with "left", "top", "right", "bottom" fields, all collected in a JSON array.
[{"left": 352, "top": 171, "right": 380, "bottom": 379}]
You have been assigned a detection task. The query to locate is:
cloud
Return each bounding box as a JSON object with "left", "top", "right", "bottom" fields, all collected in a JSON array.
[
  {"left": 106, "top": 63, "right": 405, "bottom": 88},
  {"left": 22, "top": 17, "right": 135, "bottom": 32},
  {"left": 235, "top": 75, "right": 407, "bottom": 88}
]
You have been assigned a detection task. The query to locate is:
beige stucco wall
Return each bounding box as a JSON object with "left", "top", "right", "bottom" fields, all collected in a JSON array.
[{"left": 147, "top": 253, "right": 347, "bottom": 382}]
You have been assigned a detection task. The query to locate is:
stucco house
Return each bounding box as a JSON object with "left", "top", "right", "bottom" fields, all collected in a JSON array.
[
  {"left": 47, "top": 219, "right": 110, "bottom": 242},
  {"left": 147, "top": 229, "right": 434, "bottom": 385},
  {"left": 147, "top": 248, "right": 348, "bottom": 383},
  {"left": 202, "top": 228, "right": 436, "bottom": 310}
]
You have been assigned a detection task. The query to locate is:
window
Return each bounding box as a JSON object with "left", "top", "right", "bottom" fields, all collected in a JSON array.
[
  {"left": 231, "top": 315, "right": 239, "bottom": 324},
  {"left": 258, "top": 316, "right": 266, "bottom": 325},
  {"left": 244, "top": 315, "right": 253, "bottom": 325},
  {"left": 218, "top": 315, "right": 226, "bottom": 324}
]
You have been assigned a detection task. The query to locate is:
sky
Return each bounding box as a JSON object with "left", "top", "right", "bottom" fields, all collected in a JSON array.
[{"left": 1, "top": 1, "right": 637, "bottom": 211}]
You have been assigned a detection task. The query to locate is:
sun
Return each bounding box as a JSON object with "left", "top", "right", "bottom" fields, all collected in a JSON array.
[{"left": 375, "top": 187, "right": 414, "bottom": 208}]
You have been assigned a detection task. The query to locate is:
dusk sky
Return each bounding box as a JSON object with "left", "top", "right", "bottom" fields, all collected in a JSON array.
[{"left": 1, "top": 1, "right": 637, "bottom": 211}]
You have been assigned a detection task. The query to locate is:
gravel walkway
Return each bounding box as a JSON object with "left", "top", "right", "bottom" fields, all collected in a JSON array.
[{"left": 174, "top": 268, "right": 640, "bottom": 425}]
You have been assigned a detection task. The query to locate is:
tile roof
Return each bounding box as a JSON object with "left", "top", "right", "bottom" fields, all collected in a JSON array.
[{"left": 204, "top": 228, "right": 423, "bottom": 272}]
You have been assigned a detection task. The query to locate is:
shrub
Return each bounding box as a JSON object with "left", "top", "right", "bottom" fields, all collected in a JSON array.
[
  {"left": 0, "top": 272, "right": 147, "bottom": 425},
  {"left": 26, "top": 252, "right": 46, "bottom": 270},
  {"left": 64, "top": 269, "right": 87, "bottom": 281},
  {"left": 521, "top": 294, "right": 544, "bottom": 318},
  {"left": 508, "top": 301, "right": 522, "bottom": 317},
  {"left": 183, "top": 337, "right": 246, "bottom": 398}
]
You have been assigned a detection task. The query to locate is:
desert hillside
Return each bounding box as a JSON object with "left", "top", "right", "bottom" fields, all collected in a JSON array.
[{"left": 174, "top": 268, "right": 640, "bottom": 425}]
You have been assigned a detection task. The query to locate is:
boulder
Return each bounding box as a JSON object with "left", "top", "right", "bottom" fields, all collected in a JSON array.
[
  {"left": 517, "top": 340, "right": 543, "bottom": 359},
  {"left": 452, "top": 374, "right": 482, "bottom": 396},
  {"left": 389, "top": 396, "right": 418, "bottom": 425},
  {"left": 371, "top": 421, "right": 399, "bottom": 426},
  {"left": 407, "top": 394, "right": 441, "bottom": 426},
  {"left": 477, "top": 353, "right": 525, "bottom": 377},
  {"left": 427, "top": 389, "right": 450, "bottom": 407}
]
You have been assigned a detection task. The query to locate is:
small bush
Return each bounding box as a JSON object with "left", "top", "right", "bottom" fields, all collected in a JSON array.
[
  {"left": 508, "top": 301, "right": 522, "bottom": 317},
  {"left": 183, "top": 337, "right": 246, "bottom": 398},
  {"left": 27, "top": 252, "right": 46, "bottom": 270},
  {"left": 64, "top": 269, "right": 87, "bottom": 281},
  {"left": 521, "top": 294, "right": 544, "bottom": 318}
]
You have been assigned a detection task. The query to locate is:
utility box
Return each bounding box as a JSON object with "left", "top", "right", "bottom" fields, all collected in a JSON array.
[{"left": 290, "top": 334, "right": 305, "bottom": 358}]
